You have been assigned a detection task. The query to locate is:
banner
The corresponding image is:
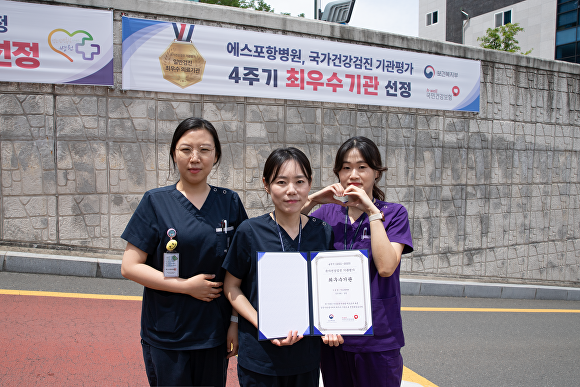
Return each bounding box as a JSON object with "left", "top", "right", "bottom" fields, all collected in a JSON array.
[
  {"left": 122, "top": 17, "right": 480, "bottom": 112},
  {"left": 0, "top": 0, "right": 113, "bottom": 86}
]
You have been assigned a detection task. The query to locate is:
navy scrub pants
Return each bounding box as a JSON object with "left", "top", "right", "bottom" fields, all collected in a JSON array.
[
  {"left": 141, "top": 339, "right": 228, "bottom": 387},
  {"left": 237, "top": 364, "right": 319, "bottom": 387}
]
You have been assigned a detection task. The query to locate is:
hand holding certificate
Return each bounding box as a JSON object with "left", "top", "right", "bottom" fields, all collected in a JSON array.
[{"left": 256, "top": 250, "right": 373, "bottom": 340}]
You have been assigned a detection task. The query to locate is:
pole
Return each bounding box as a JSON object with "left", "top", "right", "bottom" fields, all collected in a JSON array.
[{"left": 314, "top": 0, "right": 319, "bottom": 20}]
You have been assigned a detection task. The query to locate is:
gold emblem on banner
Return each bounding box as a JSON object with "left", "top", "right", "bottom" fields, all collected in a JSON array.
[{"left": 159, "top": 41, "right": 206, "bottom": 89}]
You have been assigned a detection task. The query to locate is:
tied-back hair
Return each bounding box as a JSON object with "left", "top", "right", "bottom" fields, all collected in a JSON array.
[
  {"left": 169, "top": 117, "right": 222, "bottom": 171},
  {"left": 333, "top": 136, "right": 387, "bottom": 201},
  {"left": 263, "top": 147, "right": 313, "bottom": 186}
]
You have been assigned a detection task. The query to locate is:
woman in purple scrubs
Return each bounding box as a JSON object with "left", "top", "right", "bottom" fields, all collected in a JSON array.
[{"left": 301, "top": 136, "right": 413, "bottom": 387}]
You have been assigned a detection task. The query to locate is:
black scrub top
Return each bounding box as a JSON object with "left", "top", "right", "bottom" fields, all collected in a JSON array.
[
  {"left": 222, "top": 214, "right": 334, "bottom": 376},
  {"left": 121, "top": 184, "right": 248, "bottom": 351}
]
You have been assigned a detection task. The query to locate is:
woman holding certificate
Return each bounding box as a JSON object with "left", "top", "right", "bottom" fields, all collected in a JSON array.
[
  {"left": 121, "top": 117, "right": 247, "bottom": 387},
  {"left": 223, "top": 147, "right": 336, "bottom": 387},
  {"left": 301, "top": 136, "right": 414, "bottom": 387}
]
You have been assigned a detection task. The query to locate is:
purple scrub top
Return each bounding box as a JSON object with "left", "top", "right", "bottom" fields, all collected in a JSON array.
[{"left": 312, "top": 200, "right": 413, "bottom": 353}]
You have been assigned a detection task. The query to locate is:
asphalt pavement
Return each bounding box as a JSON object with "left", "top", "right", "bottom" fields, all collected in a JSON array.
[
  {"left": 401, "top": 296, "right": 580, "bottom": 387},
  {"left": 2, "top": 246, "right": 579, "bottom": 387},
  {"left": 2, "top": 272, "right": 579, "bottom": 386}
]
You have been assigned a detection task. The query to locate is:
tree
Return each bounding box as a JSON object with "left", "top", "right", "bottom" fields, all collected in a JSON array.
[
  {"left": 198, "top": 0, "right": 274, "bottom": 12},
  {"left": 252, "top": 0, "right": 273, "bottom": 12},
  {"left": 477, "top": 23, "right": 532, "bottom": 55}
]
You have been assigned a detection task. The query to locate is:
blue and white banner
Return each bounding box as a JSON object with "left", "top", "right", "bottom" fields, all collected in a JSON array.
[
  {"left": 122, "top": 17, "right": 480, "bottom": 112},
  {"left": 0, "top": 0, "right": 113, "bottom": 86}
]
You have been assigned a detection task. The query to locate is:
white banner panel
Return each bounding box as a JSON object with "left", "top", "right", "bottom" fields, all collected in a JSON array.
[
  {"left": 123, "top": 17, "right": 480, "bottom": 112},
  {"left": 0, "top": 0, "right": 113, "bottom": 86}
]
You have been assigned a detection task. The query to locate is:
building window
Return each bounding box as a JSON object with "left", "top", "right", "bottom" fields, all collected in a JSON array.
[
  {"left": 557, "top": 10, "right": 577, "bottom": 29},
  {"left": 494, "top": 10, "right": 512, "bottom": 27},
  {"left": 556, "top": 27, "right": 577, "bottom": 45},
  {"left": 556, "top": 42, "right": 575, "bottom": 59},
  {"left": 555, "top": 0, "right": 580, "bottom": 63},
  {"left": 426, "top": 11, "right": 438, "bottom": 26},
  {"left": 558, "top": 0, "right": 578, "bottom": 14}
]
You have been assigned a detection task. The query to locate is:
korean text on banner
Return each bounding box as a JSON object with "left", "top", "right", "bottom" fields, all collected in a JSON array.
[
  {"left": 122, "top": 17, "right": 480, "bottom": 112},
  {"left": 0, "top": 0, "right": 113, "bottom": 86}
]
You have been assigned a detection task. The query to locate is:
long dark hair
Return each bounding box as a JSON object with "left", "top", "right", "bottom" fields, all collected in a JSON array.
[
  {"left": 169, "top": 117, "right": 222, "bottom": 171},
  {"left": 263, "top": 147, "right": 313, "bottom": 186},
  {"left": 333, "top": 136, "right": 387, "bottom": 201}
]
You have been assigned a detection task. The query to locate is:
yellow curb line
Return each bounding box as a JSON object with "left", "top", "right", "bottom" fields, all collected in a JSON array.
[
  {"left": 403, "top": 366, "right": 439, "bottom": 386},
  {"left": 0, "top": 289, "right": 142, "bottom": 301},
  {"left": 402, "top": 307, "right": 580, "bottom": 313}
]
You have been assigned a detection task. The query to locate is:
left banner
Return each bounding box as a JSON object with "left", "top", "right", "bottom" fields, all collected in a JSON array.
[{"left": 0, "top": 0, "right": 113, "bottom": 86}]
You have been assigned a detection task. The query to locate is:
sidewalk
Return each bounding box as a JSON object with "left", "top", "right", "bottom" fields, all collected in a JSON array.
[{"left": 1, "top": 249, "right": 579, "bottom": 301}]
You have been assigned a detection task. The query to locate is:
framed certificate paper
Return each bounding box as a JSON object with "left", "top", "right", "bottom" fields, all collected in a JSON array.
[
  {"left": 311, "top": 250, "right": 373, "bottom": 335},
  {"left": 256, "top": 250, "right": 373, "bottom": 340}
]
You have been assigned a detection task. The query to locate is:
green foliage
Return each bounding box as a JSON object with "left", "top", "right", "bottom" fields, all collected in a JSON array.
[
  {"left": 298, "top": 13, "right": 305, "bottom": 18},
  {"left": 198, "top": 0, "right": 274, "bottom": 12},
  {"left": 477, "top": 23, "right": 532, "bottom": 55},
  {"left": 252, "top": 0, "right": 273, "bottom": 12}
]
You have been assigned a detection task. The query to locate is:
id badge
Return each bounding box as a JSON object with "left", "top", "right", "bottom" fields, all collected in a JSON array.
[{"left": 163, "top": 252, "right": 179, "bottom": 277}]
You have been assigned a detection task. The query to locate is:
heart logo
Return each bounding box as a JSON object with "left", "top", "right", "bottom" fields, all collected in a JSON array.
[{"left": 48, "top": 29, "right": 94, "bottom": 62}]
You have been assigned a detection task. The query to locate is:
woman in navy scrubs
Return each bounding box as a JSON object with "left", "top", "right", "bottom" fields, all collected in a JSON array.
[
  {"left": 121, "top": 117, "right": 248, "bottom": 387},
  {"left": 223, "top": 147, "right": 339, "bottom": 387},
  {"left": 301, "top": 136, "right": 413, "bottom": 387}
]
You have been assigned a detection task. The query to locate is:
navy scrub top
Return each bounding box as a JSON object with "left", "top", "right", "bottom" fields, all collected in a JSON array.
[
  {"left": 121, "top": 184, "right": 248, "bottom": 351},
  {"left": 222, "top": 214, "right": 334, "bottom": 376}
]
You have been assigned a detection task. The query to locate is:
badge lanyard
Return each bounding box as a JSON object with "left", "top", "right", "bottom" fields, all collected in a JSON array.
[
  {"left": 273, "top": 211, "right": 302, "bottom": 252},
  {"left": 163, "top": 228, "right": 179, "bottom": 278},
  {"left": 344, "top": 210, "right": 368, "bottom": 250}
]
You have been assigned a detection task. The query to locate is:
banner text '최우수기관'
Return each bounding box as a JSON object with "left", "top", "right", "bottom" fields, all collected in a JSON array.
[{"left": 122, "top": 17, "right": 480, "bottom": 112}]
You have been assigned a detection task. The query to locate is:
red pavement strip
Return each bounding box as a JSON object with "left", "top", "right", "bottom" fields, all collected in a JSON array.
[{"left": 0, "top": 293, "right": 240, "bottom": 386}]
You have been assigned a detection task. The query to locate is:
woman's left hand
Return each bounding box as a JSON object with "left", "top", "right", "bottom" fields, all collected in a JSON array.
[
  {"left": 322, "top": 334, "right": 344, "bottom": 347},
  {"left": 226, "top": 322, "right": 239, "bottom": 358},
  {"left": 271, "top": 330, "right": 302, "bottom": 346},
  {"left": 343, "top": 185, "right": 377, "bottom": 215}
]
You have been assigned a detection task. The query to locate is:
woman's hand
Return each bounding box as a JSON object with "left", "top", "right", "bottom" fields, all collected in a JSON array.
[
  {"left": 270, "top": 330, "right": 302, "bottom": 346},
  {"left": 343, "top": 185, "right": 380, "bottom": 216},
  {"left": 302, "top": 183, "right": 347, "bottom": 214},
  {"left": 322, "top": 334, "right": 344, "bottom": 347},
  {"left": 182, "top": 274, "right": 223, "bottom": 302},
  {"left": 226, "top": 321, "right": 239, "bottom": 358},
  {"left": 121, "top": 244, "right": 228, "bottom": 299}
]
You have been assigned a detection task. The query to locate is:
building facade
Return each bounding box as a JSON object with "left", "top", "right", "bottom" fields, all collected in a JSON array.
[
  {"left": 555, "top": 0, "right": 580, "bottom": 63},
  {"left": 419, "top": 0, "right": 558, "bottom": 61}
]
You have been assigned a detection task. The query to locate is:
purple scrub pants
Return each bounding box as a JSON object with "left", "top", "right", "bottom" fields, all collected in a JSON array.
[{"left": 320, "top": 344, "right": 403, "bottom": 387}]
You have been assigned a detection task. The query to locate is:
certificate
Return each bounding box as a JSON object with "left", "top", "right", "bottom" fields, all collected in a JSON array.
[
  {"left": 256, "top": 250, "right": 373, "bottom": 340},
  {"left": 311, "top": 250, "right": 373, "bottom": 335}
]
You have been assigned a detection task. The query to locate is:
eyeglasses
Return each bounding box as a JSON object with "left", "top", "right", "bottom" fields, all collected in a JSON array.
[{"left": 176, "top": 146, "right": 215, "bottom": 159}]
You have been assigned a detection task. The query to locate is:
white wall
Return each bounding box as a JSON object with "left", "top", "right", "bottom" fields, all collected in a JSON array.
[
  {"left": 463, "top": 0, "right": 557, "bottom": 59},
  {"left": 419, "top": 0, "right": 447, "bottom": 41}
]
